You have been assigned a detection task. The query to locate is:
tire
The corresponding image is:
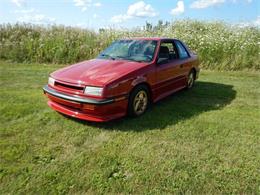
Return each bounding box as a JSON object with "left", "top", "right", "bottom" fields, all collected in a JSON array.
[
  {"left": 128, "top": 85, "right": 150, "bottom": 117},
  {"left": 186, "top": 70, "right": 195, "bottom": 89}
]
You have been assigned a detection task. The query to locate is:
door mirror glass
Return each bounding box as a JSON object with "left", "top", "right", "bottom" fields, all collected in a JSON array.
[{"left": 157, "top": 58, "right": 168, "bottom": 65}]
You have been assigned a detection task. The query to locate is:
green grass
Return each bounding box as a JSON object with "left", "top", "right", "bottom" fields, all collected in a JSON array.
[{"left": 0, "top": 61, "right": 260, "bottom": 194}]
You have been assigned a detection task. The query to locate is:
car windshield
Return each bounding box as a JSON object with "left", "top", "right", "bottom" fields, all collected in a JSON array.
[{"left": 97, "top": 40, "right": 157, "bottom": 62}]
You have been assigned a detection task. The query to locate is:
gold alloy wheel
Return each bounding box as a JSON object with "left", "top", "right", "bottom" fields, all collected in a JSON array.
[
  {"left": 188, "top": 72, "right": 194, "bottom": 88},
  {"left": 133, "top": 90, "right": 148, "bottom": 115}
]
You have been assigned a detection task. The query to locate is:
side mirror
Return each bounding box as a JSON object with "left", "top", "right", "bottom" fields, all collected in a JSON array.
[{"left": 157, "top": 58, "right": 168, "bottom": 65}]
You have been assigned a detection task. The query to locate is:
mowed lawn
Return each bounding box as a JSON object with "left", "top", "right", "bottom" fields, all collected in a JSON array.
[{"left": 0, "top": 61, "right": 259, "bottom": 194}]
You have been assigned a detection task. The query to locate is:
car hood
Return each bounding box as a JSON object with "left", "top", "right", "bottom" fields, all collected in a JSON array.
[{"left": 51, "top": 59, "right": 148, "bottom": 86}]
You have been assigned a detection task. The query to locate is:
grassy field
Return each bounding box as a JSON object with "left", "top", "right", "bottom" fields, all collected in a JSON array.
[{"left": 0, "top": 61, "right": 260, "bottom": 194}]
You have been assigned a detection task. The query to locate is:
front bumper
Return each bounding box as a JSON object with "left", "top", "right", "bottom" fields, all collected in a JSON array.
[
  {"left": 43, "top": 85, "right": 113, "bottom": 105},
  {"left": 43, "top": 85, "right": 128, "bottom": 122}
]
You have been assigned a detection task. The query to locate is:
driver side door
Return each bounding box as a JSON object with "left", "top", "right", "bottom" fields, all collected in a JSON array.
[{"left": 154, "top": 40, "right": 186, "bottom": 101}]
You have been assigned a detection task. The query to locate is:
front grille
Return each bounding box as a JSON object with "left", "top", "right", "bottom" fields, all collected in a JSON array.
[{"left": 55, "top": 81, "right": 84, "bottom": 92}]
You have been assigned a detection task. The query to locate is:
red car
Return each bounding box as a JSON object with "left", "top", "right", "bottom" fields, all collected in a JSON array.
[{"left": 43, "top": 38, "right": 199, "bottom": 122}]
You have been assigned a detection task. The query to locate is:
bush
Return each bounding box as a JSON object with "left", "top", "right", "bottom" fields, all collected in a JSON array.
[{"left": 0, "top": 20, "right": 259, "bottom": 70}]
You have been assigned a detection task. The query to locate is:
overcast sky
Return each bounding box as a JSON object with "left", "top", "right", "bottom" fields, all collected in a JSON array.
[{"left": 0, "top": 0, "right": 259, "bottom": 29}]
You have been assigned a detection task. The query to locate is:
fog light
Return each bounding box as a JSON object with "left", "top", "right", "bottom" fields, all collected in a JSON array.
[{"left": 83, "top": 104, "right": 96, "bottom": 110}]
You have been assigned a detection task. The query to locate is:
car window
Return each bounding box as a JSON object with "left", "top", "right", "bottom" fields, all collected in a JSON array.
[
  {"left": 160, "top": 42, "right": 178, "bottom": 60},
  {"left": 175, "top": 41, "right": 189, "bottom": 59},
  {"left": 103, "top": 41, "right": 129, "bottom": 57},
  {"left": 97, "top": 40, "right": 157, "bottom": 62}
]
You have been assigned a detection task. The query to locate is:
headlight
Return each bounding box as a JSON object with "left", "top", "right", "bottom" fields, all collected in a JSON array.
[
  {"left": 48, "top": 77, "right": 55, "bottom": 86},
  {"left": 84, "top": 86, "right": 103, "bottom": 96}
]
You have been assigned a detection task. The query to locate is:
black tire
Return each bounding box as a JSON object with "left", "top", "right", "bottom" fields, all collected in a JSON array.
[
  {"left": 186, "top": 70, "right": 195, "bottom": 89},
  {"left": 128, "top": 85, "right": 150, "bottom": 117}
]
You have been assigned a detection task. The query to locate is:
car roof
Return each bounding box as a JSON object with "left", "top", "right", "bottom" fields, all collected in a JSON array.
[{"left": 120, "top": 37, "right": 180, "bottom": 42}]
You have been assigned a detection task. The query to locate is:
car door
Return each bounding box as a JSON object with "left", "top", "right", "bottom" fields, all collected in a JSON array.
[
  {"left": 154, "top": 41, "right": 185, "bottom": 100},
  {"left": 174, "top": 40, "right": 192, "bottom": 79}
]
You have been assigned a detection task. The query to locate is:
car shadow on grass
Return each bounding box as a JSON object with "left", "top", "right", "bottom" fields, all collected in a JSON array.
[{"left": 68, "top": 81, "right": 236, "bottom": 131}]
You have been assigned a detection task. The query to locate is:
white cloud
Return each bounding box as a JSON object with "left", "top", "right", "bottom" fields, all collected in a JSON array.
[
  {"left": 11, "top": 0, "right": 26, "bottom": 7},
  {"left": 190, "top": 0, "right": 252, "bottom": 9},
  {"left": 253, "top": 16, "right": 260, "bottom": 26},
  {"left": 190, "top": 0, "right": 225, "bottom": 9},
  {"left": 18, "top": 14, "right": 56, "bottom": 23},
  {"left": 75, "top": 23, "right": 88, "bottom": 28},
  {"left": 94, "top": 2, "right": 102, "bottom": 7},
  {"left": 170, "top": 1, "right": 185, "bottom": 15},
  {"left": 13, "top": 8, "right": 35, "bottom": 14},
  {"left": 12, "top": 7, "right": 55, "bottom": 24},
  {"left": 127, "top": 1, "right": 157, "bottom": 17},
  {"left": 232, "top": 0, "right": 253, "bottom": 2},
  {"left": 14, "top": 8, "right": 55, "bottom": 24},
  {"left": 111, "top": 15, "right": 132, "bottom": 23},
  {"left": 239, "top": 16, "right": 260, "bottom": 27},
  {"left": 111, "top": 1, "right": 158, "bottom": 23},
  {"left": 73, "top": 0, "right": 101, "bottom": 12}
]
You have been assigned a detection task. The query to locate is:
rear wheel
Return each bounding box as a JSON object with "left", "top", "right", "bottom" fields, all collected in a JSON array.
[
  {"left": 187, "top": 70, "right": 195, "bottom": 89},
  {"left": 128, "top": 85, "right": 150, "bottom": 117}
]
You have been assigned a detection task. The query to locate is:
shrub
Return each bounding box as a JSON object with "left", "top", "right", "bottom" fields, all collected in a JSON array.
[{"left": 0, "top": 20, "right": 259, "bottom": 70}]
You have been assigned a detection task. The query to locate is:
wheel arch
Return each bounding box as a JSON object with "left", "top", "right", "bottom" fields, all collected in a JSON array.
[
  {"left": 127, "top": 82, "right": 152, "bottom": 117},
  {"left": 190, "top": 67, "right": 197, "bottom": 79},
  {"left": 130, "top": 82, "right": 153, "bottom": 103}
]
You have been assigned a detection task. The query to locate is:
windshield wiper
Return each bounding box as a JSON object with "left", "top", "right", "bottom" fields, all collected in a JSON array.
[
  {"left": 135, "top": 60, "right": 147, "bottom": 63},
  {"left": 129, "top": 58, "right": 148, "bottom": 63},
  {"left": 115, "top": 56, "right": 143, "bottom": 62},
  {"left": 100, "top": 53, "right": 115, "bottom": 60},
  {"left": 115, "top": 55, "right": 127, "bottom": 59}
]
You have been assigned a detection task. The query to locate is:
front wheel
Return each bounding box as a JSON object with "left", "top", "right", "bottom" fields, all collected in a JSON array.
[
  {"left": 187, "top": 70, "right": 195, "bottom": 89},
  {"left": 128, "top": 85, "right": 150, "bottom": 117}
]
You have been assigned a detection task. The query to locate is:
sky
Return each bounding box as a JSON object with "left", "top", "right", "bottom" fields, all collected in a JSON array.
[{"left": 0, "top": 0, "right": 259, "bottom": 29}]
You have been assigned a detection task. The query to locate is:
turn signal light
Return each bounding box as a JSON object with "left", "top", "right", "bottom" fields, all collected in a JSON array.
[{"left": 83, "top": 104, "right": 96, "bottom": 111}]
